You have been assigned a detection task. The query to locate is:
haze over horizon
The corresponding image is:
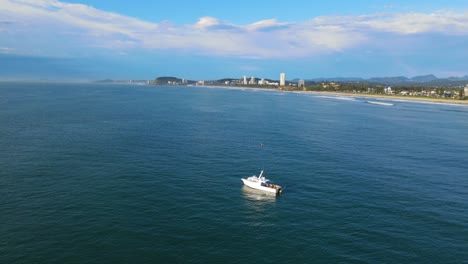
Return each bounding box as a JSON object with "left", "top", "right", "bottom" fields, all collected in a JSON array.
[{"left": 1, "top": 0, "right": 468, "bottom": 81}]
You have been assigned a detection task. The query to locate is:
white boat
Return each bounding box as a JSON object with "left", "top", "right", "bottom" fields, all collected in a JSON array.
[
  {"left": 241, "top": 170, "right": 283, "bottom": 194},
  {"left": 366, "top": 101, "right": 394, "bottom": 106}
]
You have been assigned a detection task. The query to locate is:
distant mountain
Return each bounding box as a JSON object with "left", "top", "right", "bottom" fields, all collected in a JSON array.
[
  {"left": 368, "top": 76, "right": 410, "bottom": 84},
  {"left": 154, "top": 76, "right": 182, "bottom": 85},
  {"left": 447, "top": 75, "right": 468, "bottom": 81},
  {"left": 308, "top": 77, "right": 364, "bottom": 82},
  {"left": 411, "top": 74, "right": 438, "bottom": 82},
  {"left": 301, "top": 74, "right": 468, "bottom": 87},
  {"left": 217, "top": 78, "right": 239, "bottom": 82}
]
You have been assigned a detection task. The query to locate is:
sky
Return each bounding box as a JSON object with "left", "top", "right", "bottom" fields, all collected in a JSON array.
[{"left": 1, "top": 0, "right": 468, "bottom": 81}]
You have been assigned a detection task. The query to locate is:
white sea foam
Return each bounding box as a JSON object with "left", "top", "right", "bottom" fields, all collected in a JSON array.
[
  {"left": 316, "top": 95, "right": 358, "bottom": 101},
  {"left": 378, "top": 98, "right": 468, "bottom": 107}
]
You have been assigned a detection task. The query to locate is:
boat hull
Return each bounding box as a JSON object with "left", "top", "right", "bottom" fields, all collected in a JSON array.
[{"left": 241, "top": 178, "right": 280, "bottom": 194}]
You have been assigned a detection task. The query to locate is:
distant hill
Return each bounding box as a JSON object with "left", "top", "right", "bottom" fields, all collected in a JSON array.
[
  {"left": 217, "top": 78, "right": 240, "bottom": 83},
  {"left": 447, "top": 75, "right": 468, "bottom": 81},
  {"left": 369, "top": 76, "right": 410, "bottom": 84},
  {"left": 302, "top": 74, "right": 468, "bottom": 86},
  {"left": 411, "top": 74, "right": 438, "bottom": 82},
  {"left": 308, "top": 77, "right": 364, "bottom": 82},
  {"left": 153, "top": 76, "right": 182, "bottom": 85}
]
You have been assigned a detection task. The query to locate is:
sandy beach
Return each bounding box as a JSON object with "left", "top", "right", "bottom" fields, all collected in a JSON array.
[
  {"left": 303, "top": 91, "right": 468, "bottom": 105},
  {"left": 193, "top": 85, "right": 468, "bottom": 105}
]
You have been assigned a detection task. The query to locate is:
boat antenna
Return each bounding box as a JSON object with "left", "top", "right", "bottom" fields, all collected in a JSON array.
[{"left": 260, "top": 143, "right": 265, "bottom": 172}]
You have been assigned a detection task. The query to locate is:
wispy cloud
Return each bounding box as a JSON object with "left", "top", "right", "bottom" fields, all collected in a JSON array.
[
  {"left": 1, "top": 0, "right": 468, "bottom": 59},
  {"left": 361, "top": 12, "right": 468, "bottom": 34},
  {"left": 245, "top": 19, "right": 295, "bottom": 32},
  {"left": 0, "top": 47, "right": 16, "bottom": 54}
]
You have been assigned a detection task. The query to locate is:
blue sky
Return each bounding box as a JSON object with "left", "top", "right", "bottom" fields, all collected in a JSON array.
[{"left": 1, "top": 0, "right": 468, "bottom": 80}]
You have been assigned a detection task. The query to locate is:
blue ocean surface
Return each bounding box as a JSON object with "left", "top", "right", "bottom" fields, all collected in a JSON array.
[{"left": 1, "top": 82, "right": 468, "bottom": 263}]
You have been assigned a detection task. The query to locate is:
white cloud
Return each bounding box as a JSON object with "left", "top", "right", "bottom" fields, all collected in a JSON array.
[
  {"left": 0, "top": 47, "right": 16, "bottom": 54},
  {"left": 361, "top": 12, "right": 468, "bottom": 34},
  {"left": 195, "top": 17, "right": 223, "bottom": 29},
  {"left": 245, "top": 19, "right": 295, "bottom": 31},
  {"left": 1, "top": 0, "right": 468, "bottom": 59}
]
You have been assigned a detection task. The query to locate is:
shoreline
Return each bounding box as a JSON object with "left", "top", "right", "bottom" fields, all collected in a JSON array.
[
  {"left": 304, "top": 91, "right": 468, "bottom": 105},
  {"left": 192, "top": 85, "right": 468, "bottom": 105}
]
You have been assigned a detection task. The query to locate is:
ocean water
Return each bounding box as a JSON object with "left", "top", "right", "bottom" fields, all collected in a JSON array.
[{"left": 1, "top": 82, "right": 468, "bottom": 263}]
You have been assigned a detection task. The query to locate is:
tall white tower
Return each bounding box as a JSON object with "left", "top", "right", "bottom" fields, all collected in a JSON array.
[
  {"left": 280, "top": 73, "right": 286, "bottom": 86},
  {"left": 243, "top": 76, "right": 247, "bottom": 85},
  {"left": 298, "top": 79, "right": 305, "bottom": 88}
]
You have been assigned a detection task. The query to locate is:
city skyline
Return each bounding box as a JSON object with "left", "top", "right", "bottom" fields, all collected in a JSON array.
[{"left": 1, "top": 0, "right": 468, "bottom": 80}]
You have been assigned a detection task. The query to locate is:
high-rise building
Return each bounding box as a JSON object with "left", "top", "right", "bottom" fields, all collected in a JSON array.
[
  {"left": 298, "top": 79, "right": 305, "bottom": 88},
  {"left": 249, "top": 76, "right": 256, "bottom": 85},
  {"left": 280, "top": 73, "right": 286, "bottom": 86},
  {"left": 243, "top": 76, "right": 247, "bottom": 85}
]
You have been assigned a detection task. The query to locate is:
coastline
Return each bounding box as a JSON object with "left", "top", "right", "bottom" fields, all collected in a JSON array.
[
  {"left": 304, "top": 91, "right": 468, "bottom": 105},
  {"left": 192, "top": 85, "right": 468, "bottom": 105}
]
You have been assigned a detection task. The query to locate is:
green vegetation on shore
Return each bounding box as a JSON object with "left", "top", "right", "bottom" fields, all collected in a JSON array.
[{"left": 149, "top": 75, "right": 468, "bottom": 101}]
